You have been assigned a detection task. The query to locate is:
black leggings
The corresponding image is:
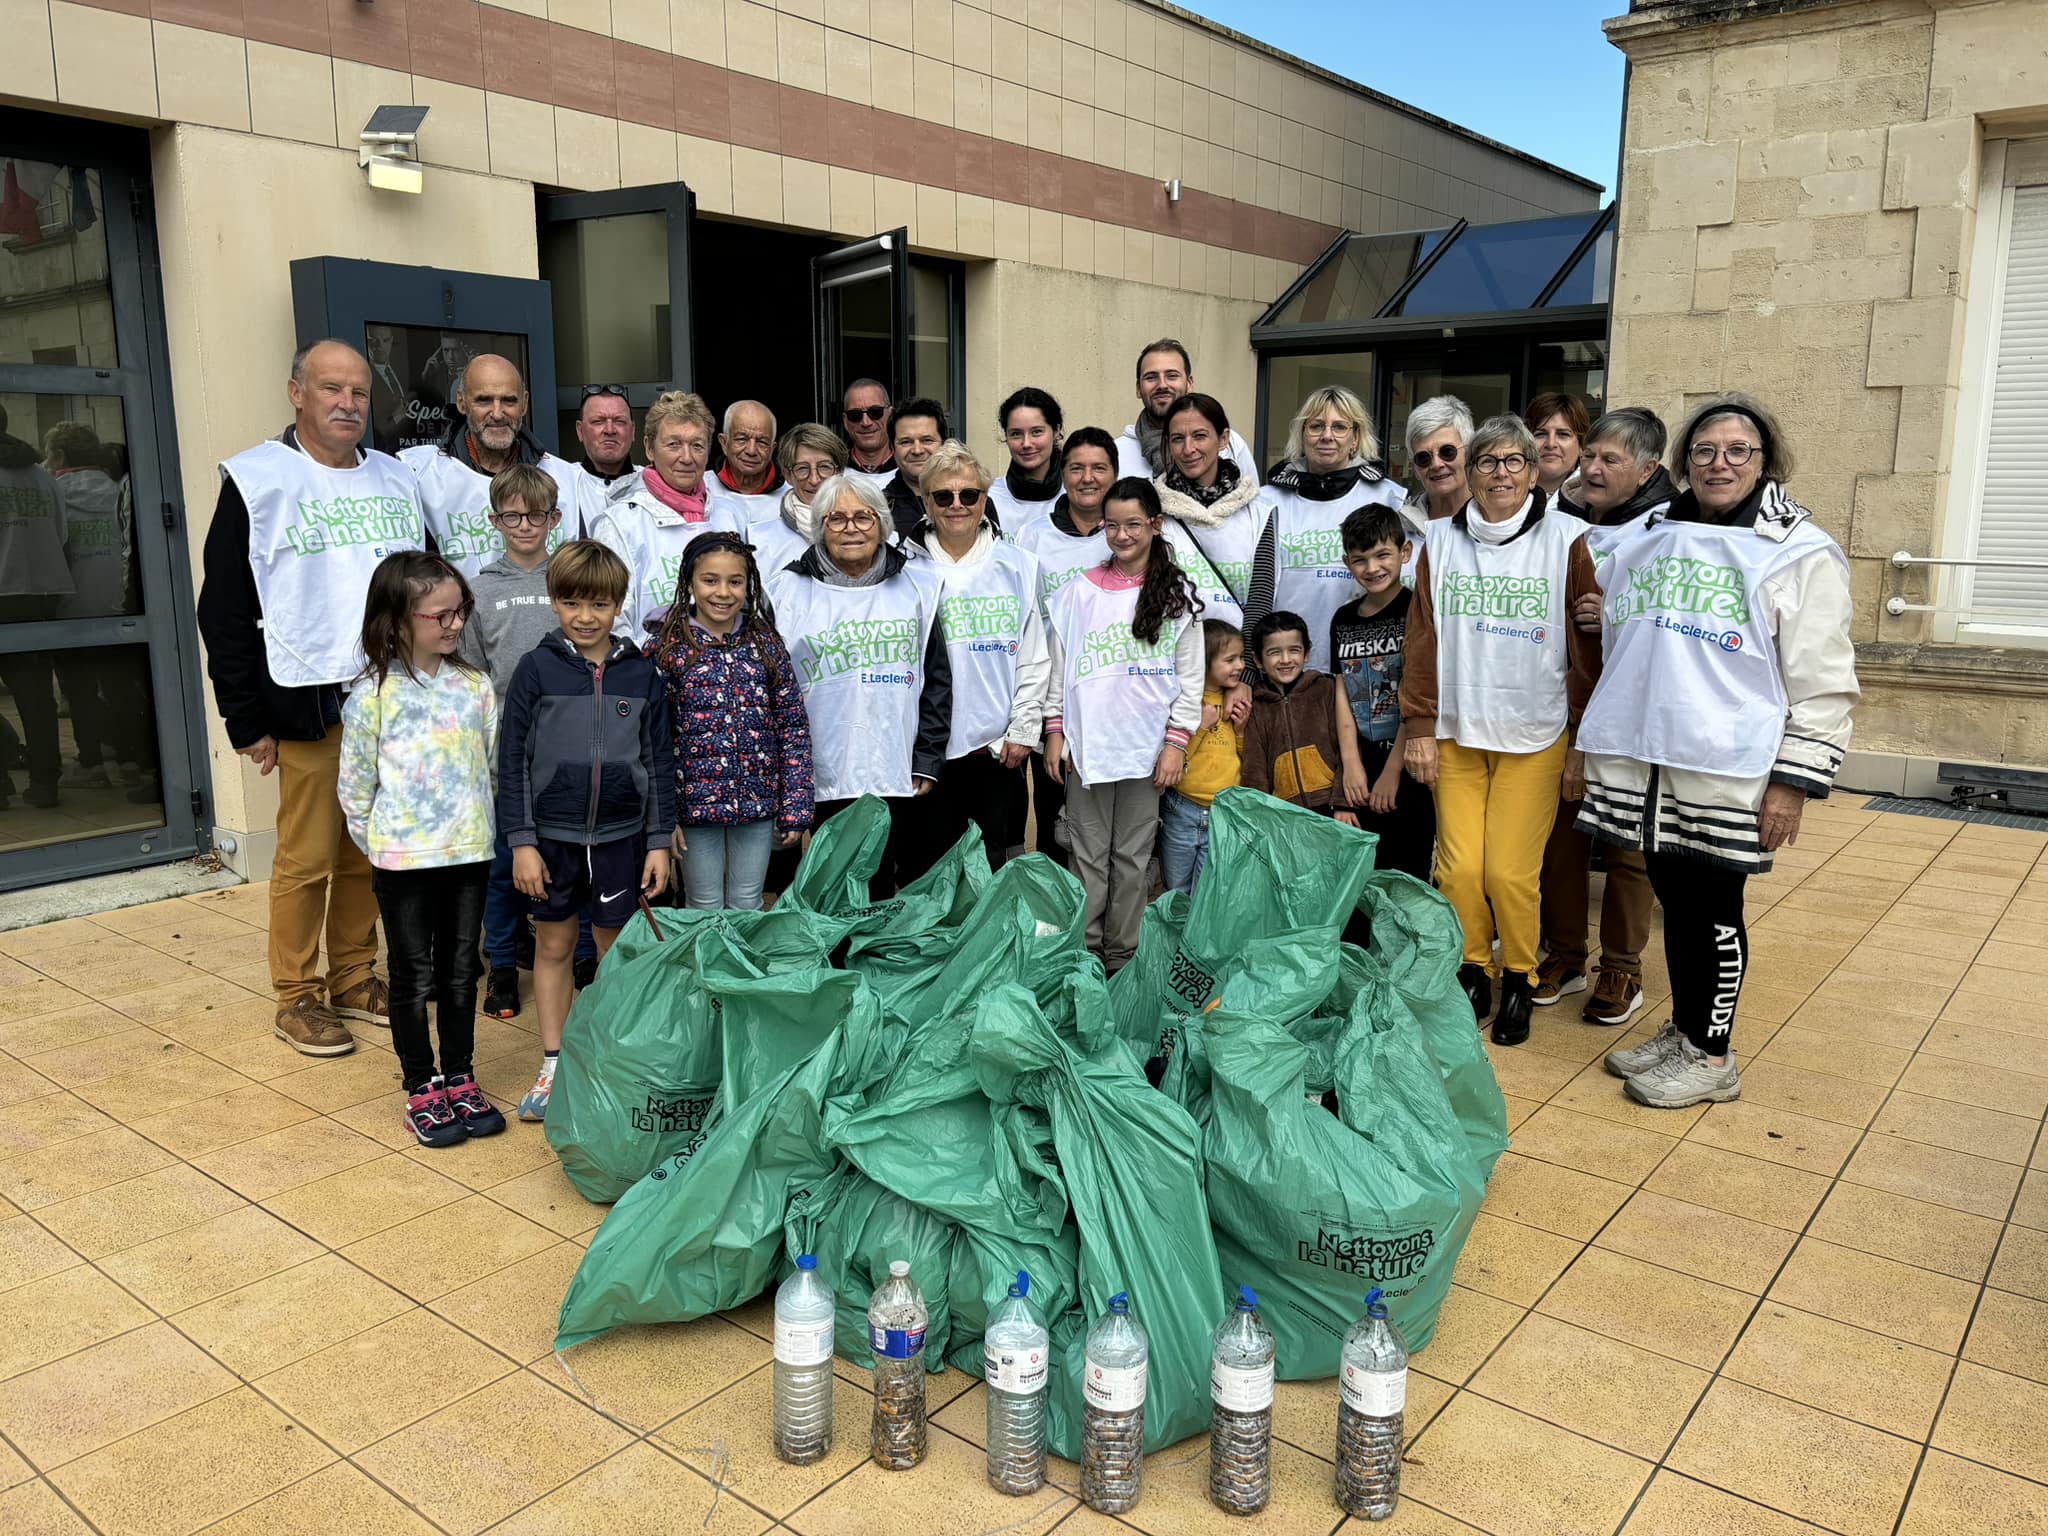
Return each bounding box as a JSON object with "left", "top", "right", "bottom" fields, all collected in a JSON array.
[
  {"left": 372, "top": 862, "right": 488, "bottom": 1091},
  {"left": 1642, "top": 851, "right": 1748, "bottom": 1056}
]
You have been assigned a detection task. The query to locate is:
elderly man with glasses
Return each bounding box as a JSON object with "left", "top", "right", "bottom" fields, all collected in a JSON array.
[{"left": 573, "top": 384, "right": 638, "bottom": 490}]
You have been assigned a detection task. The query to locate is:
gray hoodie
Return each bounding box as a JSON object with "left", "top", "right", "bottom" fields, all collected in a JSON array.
[{"left": 459, "top": 551, "right": 557, "bottom": 698}]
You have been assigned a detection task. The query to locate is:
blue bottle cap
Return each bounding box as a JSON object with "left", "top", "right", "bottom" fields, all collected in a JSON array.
[
  {"left": 1010, "top": 1269, "right": 1030, "bottom": 1299},
  {"left": 1366, "top": 1286, "right": 1388, "bottom": 1320},
  {"left": 1238, "top": 1285, "right": 1258, "bottom": 1312},
  {"left": 1109, "top": 1292, "right": 1129, "bottom": 1314},
  {"left": 796, "top": 1254, "right": 817, "bottom": 1272}
]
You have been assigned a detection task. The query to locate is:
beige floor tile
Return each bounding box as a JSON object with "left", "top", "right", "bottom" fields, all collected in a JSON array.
[
  {"left": 200, "top": 1032, "right": 326, "bottom": 1084},
  {"left": 1895, "top": 1051, "right": 2048, "bottom": 1118},
  {"left": 99, "top": 1204, "right": 323, "bottom": 1314},
  {"left": 0, "top": 917, "right": 121, "bottom": 959},
  {"left": 101, "top": 974, "right": 253, "bottom": 1031},
  {"left": 1400, "top": 1392, "right": 1648, "bottom": 1536},
  {"left": 1479, "top": 1045, "right": 1579, "bottom": 1102},
  {"left": 143, "top": 995, "right": 277, "bottom": 1054},
  {"left": 1726, "top": 980, "right": 1812, "bottom": 1026},
  {"left": 1537, "top": 1248, "right": 1754, "bottom": 1370},
  {"left": 1932, "top": 1361, "right": 2048, "bottom": 1483},
  {"left": 1723, "top": 1302, "right": 1954, "bottom": 1440},
  {"left": 1261, "top": 1368, "right": 1454, "bottom": 1463},
  {"left": 1499, "top": 1093, "right": 1541, "bottom": 1131},
  {"left": 1910, "top": 866, "right": 2021, "bottom": 900},
  {"left": 1734, "top": 1058, "right": 1889, "bottom": 1126},
  {"left": 1468, "top": 1312, "right": 1708, "bottom": 1460},
  {"left": 1897, "top": 1449, "right": 2048, "bottom": 1536},
  {"left": 786, "top": 1421, "right": 1076, "bottom": 1533},
  {"left": 0, "top": 1003, "right": 137, "bottom": 1061},
  {"left": 33, "top": 1162, "right": 245, "bottom": 1260},
  {"left": 1639, "top": 1141, "right": 1832, "bottom": 1232},
  {"left": 1411, "top": 1285, "right": 1523, "bottom": 1384},
  {"left": 1504, "top": 1104, "right": 1678, "bottom": 1185},
  {"left": 1477, "top": 1152, "right": 1633, "bottom": 1241},
  {"left": 1940, "top": 989, "right": 2048, "bottom": 1043},
  {"left": 341, "top": 1193, "right": 557, "bottom": 1302},
  {"left": 1549, "top": 1055, "right": 1713, "bottom": 1135},
  {"left": 655, "top": 1360, "right": 876, "bottom": 1517},
  {"left": 0, "top": 1441, "right": 25, "bottom": 1490},
  {"left": 354, "top": 1370, "right": 634, "bottom": 1536},
  {"left": 129, "top": 1084, "right": 318, "bottom": 1160},
  {"left": 1805, "top": 1182, "right": 2003, "bottom": 1282},
  {"left": 403, "top": 1119, "right": 560, "bottom": 1193},
  {"left": 0, "top": 1479, "right": 96, "bottom": 1533},
  {"left": 2020, "top": 1170, "right": 2048, "bottom": 1230},
  {"left": 1769, "top": 1237, "right": 1979, "bottom": 1351},
  {"left": 1333, "top": 1508, "right": 1489, "bottom": 1536},
  {"left": 430, "top": 1241, "right": 588, "bottom": 1364},
  {"left": 1592, "top": 1189, "right": 1796, "bottom": 1294},
  {"left": 1979, "top": 938, "right": 2048, "bottom": 974},
  {"left": 1753, "top": 1022, "right": 1916, "bottom": 1080},
  {"left": 326, "top": 1092, "right": 423, "bottom": 1151},
  {"left": 540, "top": 1315, "right": 774, "bottom": 1433},
  {"left": 0, "top": 1265, "right": 151, "bottom": 1382},
  {"left": 1920, "top": 1018, "right": 2042, "bottom": 1071},
  {"left": 195, "top": 1460, "right": 441, "bottom": 1535},
  {"left": 497, "top": 1441, "right": 772, "bottom": 1535},
  {"left": 1841, "top": 1133, "right": 2023, "bottom": 1220},
  {"left": 92, "top": 898, "right": 250, "bottom": 941},
  {"left": 1448, "top": 1213, "right": 1582, "bottom": 1307},
  {"left": 1620, "top": 1468, "right": 1843, "bottom": 1533},
  {"left": 1516, "top": 1010, "right": 1622, "bottom": 1065},
  {"left": 172, "top": 1252, "right": 412, "bottom": 1378},
  {"left": 1992, "top": 1224, "right": 2048, "bottom": 1301},
  {"left": 192, "top": 1117, "right": 387, "bottom": 1201},
  {"left": 0, "top": 1057, "right": 63, "bottom": 1112},
  {"left": 47, "top": 1387, "right": 335, "bottom": 1536},
  {"left": 1669, "top": 1378, "right": 1918, "bottom": 1536},
  {"left": 29, "top": 943, "right": 202, "bottom": 1004},
  {"left": 0, "top": 1320, "right": 236, "bottom": 1469},
  {"left": 1873, "top": 1091, "right": 2041, "bottom": 1165},
  {"left": 1872, "top": 902, "right": 1996, "bottom": 941},
  {"left": 0, "top": 1216, "right": 79, "bottom": 1294},
  {"left": 1963, "top": 1287, "right": 2048, "bottom": 1385},
  {"left": 260, "top": 1152, "right": 469, "bottom": 1248},
  {"left": 256, "top": 1306, "right": 515, "bottom": 1452},
  {"left": 0, "top": 1123, "right": 177, "bottom": 1210},
  {"left": 1957, "top": 959, "right": 2048, "bottom": 997},
  {"left": 266, "top": 1052, "right": 406, "bottom": 1115},
  {"left": 1808, "top": 968, "right": 1958, "bottom": 1019},
  {"left": 1683, "top": 1099, "right": 1861, "bottom": 1177}
]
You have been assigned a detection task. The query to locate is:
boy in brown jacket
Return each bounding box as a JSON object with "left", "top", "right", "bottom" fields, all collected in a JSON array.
[{"left": 1240, "top": 610, "right": 1362, "bottom": 824}]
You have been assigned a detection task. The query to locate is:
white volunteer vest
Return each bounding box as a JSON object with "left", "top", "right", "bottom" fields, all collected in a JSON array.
[
  {"left": 221, "top": 438, "right": 423, "bottom": 688},
  {"left": 847, "top": 464, "right": 898, "bottom": 491},
  {"left": 400, "top": 446, "right": 592, "bottom": 578},
  {"left": 985, "top": 478, "right": 1060, "bottom": 532},
  {"left": 1425, "top": 501, "right": 1588, "bottom": 754},
  {"left": 929, "top": 541, "right": 1038, "bottom": 758},
  {"left": 766, "top": 562, "right": 941, "bottom": 801},
  {"left": 1009, "top": 511, "right": 1109, "bottom": 621},
  {"left": 1265, "top": 473, "right": 1406, "bottom": 672},
  {"left": 712, "top": 481, "right": 783, "bottom": 526},
  {"left": 747, "top": 516, "right": 810, "bottom": 580},
  {"left": 1049, "top": 576, "right": 1192, "bottom": 787},
  {"left": 1578, "top": 506, "right": 1843, "bottom": 779},
  {"left": 590, "top": 488, "right": 748, "bottom": 639},
  {"left": 1163, "top": 511, "right": 1262, "bottom": 631}
]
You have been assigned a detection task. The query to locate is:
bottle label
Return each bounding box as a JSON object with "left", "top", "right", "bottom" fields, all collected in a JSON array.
[
  {"left": 1211, "top": 1359, "right": 1274, "bottom": 1412},
  {"left": 1083, "top": 1359, "right": 1147, "bottom": 1412},
  {"left": 985, "top": 1341, "right": 1049, "bottom": 1395},
  {"left": 775, "top": 1317, "right": 836, "bottom": 1367},
  {"left": 1340, "top": 1364, "right": 1406, "bottom": 1417},
  {"left": 868, "top": 1323, "right": 926, "bottom": 1361}
]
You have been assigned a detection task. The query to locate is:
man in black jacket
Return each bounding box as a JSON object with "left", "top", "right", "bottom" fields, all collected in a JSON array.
[{"left": 196, "top": 341, "right": 424, "bottom": 1056}]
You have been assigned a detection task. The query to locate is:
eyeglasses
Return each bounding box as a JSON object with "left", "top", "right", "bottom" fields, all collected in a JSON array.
[
  {"left": 824, "top": 510, "right": 881, "bottom": 531},
  {"left": 413, "top": 601, "right": 475, "bottom": 629},
  {"left": 843, "top": 405, "right": 888, "bottom": 424},
  {"left": 1411, "top": 444, "right": 1460, "bottom": 466},
  {"left": 491, "top": 509, "right": 555, "bottom": 527},
  {"left": 581, "top": 384, "right": 628, "bottom": 400},
  {"left": 1688, "top": 441, "right": 1759, "bottom": 468},
  {"left": 927, "top": 487, "right": 983, "bottom": 509},
  {"left": 1474, "top": 454, "right": 1530, "bottom": 474}
]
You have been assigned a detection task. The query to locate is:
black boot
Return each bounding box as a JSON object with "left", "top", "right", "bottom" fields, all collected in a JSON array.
[
  {"left": 1493, "top": 973, "right": 1533, "bottom": 1046},
  {"left": 1459, "top": 963, "right": 1492, "bottom": 1025}
]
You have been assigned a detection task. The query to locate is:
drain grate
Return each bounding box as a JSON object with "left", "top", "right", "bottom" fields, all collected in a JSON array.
[{"left": 1862, "top": 795, "right": 2048, "bottom": 830}]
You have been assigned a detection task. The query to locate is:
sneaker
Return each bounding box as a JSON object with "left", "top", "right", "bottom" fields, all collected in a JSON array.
[
  {"left": 404, "top": 1082, "right": 466, "bottom": 1147},
  {"left": 573, "top": 954, "right": 599, "bottom": 991},
  {"left": 330, "top": 975, "right": 389, "bottom": 1027},
  {"left": 484, "top": 966, "right": 522, "bottom": 1020},
  {"left": 1492, "top": 974, "right": 1533, "bottom": 1047},
  {"left": 442, "top": 1072, "right": 507, "bottom": 1137},
  {"left": 1625, "top": 1039, "right": 1741, "bottom": 1108},
  {"left": 1458, "top": 963, "right": 1492, "bottom": 1024},
  {"left": 1583, "top": 967, "right": 1645, "bottom": 1027},
  {"left": 1605, "top": 1021, "right": 1682, "bottom": 1079},
  {"left": 1531, "top": 954, "right": 1587, "bottom": 1007},
  {"left": 273, "top": 996, "right": 355, "bottom": 1056},
  {"left": 518, "top": 1061, "right": 556, "bottom": 1122}
]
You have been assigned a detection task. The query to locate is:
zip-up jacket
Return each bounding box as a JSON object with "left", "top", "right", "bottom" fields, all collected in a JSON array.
[
  {"left": 650, "top": 617, "right": 816, "bottom": 833},
  {"left": 1240, "top": 668, "right": 1349, "bottom": 810},
  {"left": 496, "top": 630, "right": 675, "bottom": 851}
]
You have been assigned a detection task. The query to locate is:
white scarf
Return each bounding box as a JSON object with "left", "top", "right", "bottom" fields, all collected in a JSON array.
[{"left": 1465, "top": 493, "right": 1534, "bottom": 546}]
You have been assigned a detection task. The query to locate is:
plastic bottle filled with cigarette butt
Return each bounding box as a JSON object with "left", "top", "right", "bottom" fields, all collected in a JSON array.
[
  {"left": 1209, "top": 1284, "right": 1276, "bottom": 1515},
  {"left": 983, "top": 1269, "right": 1050, "bottom": 1494},
  {"left": 1335, "top": 1285, "right": 1408, "bottom": 1520},
  {"left": 1080, "top": 1291, "right": 1148, "bottom": 1514},
  {"left": 867, "top": 1260, "right": 929, "bottom": 1470},
  {"left": 772, "top": 1253, "right": 838, "bottom": 1465}
]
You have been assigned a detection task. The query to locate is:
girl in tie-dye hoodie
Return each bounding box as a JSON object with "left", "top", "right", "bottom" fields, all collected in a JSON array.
[{"left": 339, "top": 552, "right": 507, "bottom": 1150}]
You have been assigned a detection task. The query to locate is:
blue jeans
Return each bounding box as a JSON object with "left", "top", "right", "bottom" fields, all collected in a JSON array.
[
  {"left": 679, "top": 820, "right": 775, "bottom": 910},
  {"left": 484, "top": 828, "right": 596, "bottom": 968},
  {"left": 1158, "top": 790, "right": 1211, "bottom": 895}
]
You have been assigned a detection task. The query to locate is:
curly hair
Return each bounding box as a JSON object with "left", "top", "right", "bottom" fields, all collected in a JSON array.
[
  {"left": 652, "top": 530, "right": 782, "bottom": 691},
  {"left": 1105, "top": 477, "right": 1202, "bottom": 645}
]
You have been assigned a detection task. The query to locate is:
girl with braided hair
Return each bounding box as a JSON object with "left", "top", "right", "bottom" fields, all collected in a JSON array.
[{"left": 650, "top": 530, "right": 815, "bottom": 909}]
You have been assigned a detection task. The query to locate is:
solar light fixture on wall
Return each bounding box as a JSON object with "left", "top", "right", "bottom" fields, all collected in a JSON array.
[{"left": 360, "top": 104, "right": 430, "bottom": 195}]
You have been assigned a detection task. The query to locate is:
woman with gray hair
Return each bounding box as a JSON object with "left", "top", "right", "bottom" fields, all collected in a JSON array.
[
  {"left": 747, "top": 423, "right": 850, "bottom": 576},
  {"left": 1400, "top": 413, "right": 1602, "bottom": 1047},
  {"left": 1403, "top": 395, "right": 1476, "bottom": 528},
  {"left": 762, "top": 472, "right": 952, "bottom": 896},
  {"left": 1579, "top": 393, "right": 1857, "bottom": 1109}
]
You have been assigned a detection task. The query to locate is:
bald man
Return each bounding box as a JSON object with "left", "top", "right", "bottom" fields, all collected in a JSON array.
[
  {"left": 711, "top": 399, "right": 783, "bottom": 523},
  {"left": 197, "top": 339, "right": 426, "bottom": 1057},
  {"left": 400, "top": 353, "right": 603, "bottom": 578}
]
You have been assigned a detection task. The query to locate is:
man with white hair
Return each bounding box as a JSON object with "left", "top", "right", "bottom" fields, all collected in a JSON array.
[{"left": 712, "top": 399, "right": 783, "bottom": 522}]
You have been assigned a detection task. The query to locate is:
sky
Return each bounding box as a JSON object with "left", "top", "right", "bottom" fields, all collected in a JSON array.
[{"left": 1178, "top": 0, "right": 1626, "bottom": 195}]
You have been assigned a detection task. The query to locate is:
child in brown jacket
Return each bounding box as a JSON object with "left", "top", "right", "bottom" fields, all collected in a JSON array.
[{"left": 1239, "top": 610, "right": 1363, "bottom": 825}]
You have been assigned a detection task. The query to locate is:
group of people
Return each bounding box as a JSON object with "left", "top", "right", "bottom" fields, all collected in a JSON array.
[{"left": 196, "top": 331, "right": 1858, "bottom": 1151}]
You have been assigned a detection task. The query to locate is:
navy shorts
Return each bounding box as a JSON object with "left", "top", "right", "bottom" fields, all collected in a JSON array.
[{"left": 528, "top": 836, "right": 645, "bottom": 928}]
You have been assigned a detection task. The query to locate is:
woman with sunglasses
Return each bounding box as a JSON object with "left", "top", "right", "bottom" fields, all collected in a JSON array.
[
  {"left": 1403, "top": 395, "right": 1475, "bottom": 530},
  {"left": 985, "top": 387, "right": 1066, "bottom": 530},
  {"left": 1577, "top": 393, "right": 1857, "bottom": 1110},
  {"left": 764, "top": 472, "right": 951, "bottom": 897},
  {"left": 1401, "top": 414, "right": 1601, "bottom": 1048},
  {"left": 903, "top": 440, "right": 1048, "bottom": 873}
]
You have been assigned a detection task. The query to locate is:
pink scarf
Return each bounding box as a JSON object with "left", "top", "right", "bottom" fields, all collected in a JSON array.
[{"left": 642, "top": 465, "right": 709, "bottom": 521}]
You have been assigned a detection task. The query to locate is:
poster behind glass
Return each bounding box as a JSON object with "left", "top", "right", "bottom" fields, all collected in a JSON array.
[{"left": 363, "top": 324, "right": 531, "bottom": 456}]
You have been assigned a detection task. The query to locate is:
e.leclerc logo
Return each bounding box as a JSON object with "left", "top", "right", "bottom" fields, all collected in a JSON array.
[{"left": 1653, "top": 615, "right": 1744, "bottom": 652}]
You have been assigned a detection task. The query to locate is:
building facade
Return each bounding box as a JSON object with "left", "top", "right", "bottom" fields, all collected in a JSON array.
[{"left": 1604, "top": 0, "right": 2048, "bottom": 790}]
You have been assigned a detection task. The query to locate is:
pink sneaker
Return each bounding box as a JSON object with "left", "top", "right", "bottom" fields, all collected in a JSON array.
[
  {"left": 442, "top": 1073, "right": 506, "bottom": 1138},
  {"left": 404, "top": 1083, "right": 464, "bottom": 1148}
]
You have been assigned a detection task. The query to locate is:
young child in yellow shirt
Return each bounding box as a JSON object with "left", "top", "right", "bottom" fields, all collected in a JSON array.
[{"left": 1159, "top": 620, "right": 1244, "bottom": 894}]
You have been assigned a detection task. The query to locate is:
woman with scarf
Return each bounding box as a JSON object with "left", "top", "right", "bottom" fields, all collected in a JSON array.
[
  {"left": 1152, "top": 393, "right": 1263, "bottom": 631},
  {"left": 589, "top": 390, "right": 746, "bottom": 638},
  {"left": 746, "top": 423, "right": 849, "bottom": 576},
  {"left": 985, "top": 387, "right": 1066, "bottom": 530}
]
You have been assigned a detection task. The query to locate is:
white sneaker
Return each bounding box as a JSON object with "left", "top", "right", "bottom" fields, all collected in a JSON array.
[
  {"left": 1605, "top": 1021, "right": 1682, "bottom": 1079},
  {"left": 1624, "top": 1039, "right": 1741, "bottom": 1109}
]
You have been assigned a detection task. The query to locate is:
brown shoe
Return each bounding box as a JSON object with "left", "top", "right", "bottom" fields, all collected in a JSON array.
[
  {"left": 274, "top": 996, "right": 356, "bottom": 1056},
  {"left": 1531, "top": 953, "right": 1587, "bottom": 1007},
  {"left": 330, "top": 976, "right": 389, "bottom": 1027},
  {"left": 1583, "top": 967, "right": 1646, "bottom": 1027}
]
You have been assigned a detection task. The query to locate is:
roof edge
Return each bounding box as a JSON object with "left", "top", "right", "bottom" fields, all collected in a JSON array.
[
  {"left": 1135, "top": 0, "right": 1606, "bottom": 195},
  {"left": 1602, "top": 0, "right": 1871, "bottom": 46}
]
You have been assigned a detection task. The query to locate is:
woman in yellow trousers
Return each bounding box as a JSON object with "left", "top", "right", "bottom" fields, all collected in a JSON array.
[{"left": 1399, "top": 415, "right": 1603, "bottom": 1046}]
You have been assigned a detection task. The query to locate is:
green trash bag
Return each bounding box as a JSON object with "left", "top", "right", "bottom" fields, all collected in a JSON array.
[
  {"left": 1108, "top": 788, "right": 1378, "bottom": 1063},
  {"left": 553, "top": 967, "right": 888, "bottom": 1351},
  {"left": 972, "top": 974, "right": 1224, "bottom": 1458},
  {"left": 784, "top": 1162, "right": 961, "bottom": 1370}
]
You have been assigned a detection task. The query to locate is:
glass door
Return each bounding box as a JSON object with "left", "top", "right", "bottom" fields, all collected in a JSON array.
[
  {"left": 812, "top": 228, "right": 909, "bottom": 422},
  {"left": 0, "top": 118, "right": 207, "bottom": 891}
]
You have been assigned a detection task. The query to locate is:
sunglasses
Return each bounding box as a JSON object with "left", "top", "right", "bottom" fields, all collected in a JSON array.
[
  {"left": 1411, "top": 444, "right": 1461, "bottom": 466},
  {"left": 581, "top": 384, "right": 628, "bottom": 400},
  {"left": 927, "top": 487, "right": 983, "bottom": 509},
  {"left": 843, "top": 405, "right": 888, "bottom": 424}
]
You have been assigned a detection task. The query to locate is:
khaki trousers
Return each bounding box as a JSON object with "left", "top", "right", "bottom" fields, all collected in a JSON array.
[
  {"left": 269, "top": 724, "right": 380, "bottom": 1004},
  {"left": 1540, "top": 803, "right": 1652, "bottom": 976},
  {"left": 1433, "top": 734, "right": 1567, "bottom": 981},
  {"left": 1063, "top": 773, "right": 1161, "bottom": 970}
]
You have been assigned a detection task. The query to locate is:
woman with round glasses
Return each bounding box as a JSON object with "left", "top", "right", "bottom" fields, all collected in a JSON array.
[
  {"left": 746, "top": 423, "right": 850, "bottom": 577},
  {"left": 764, "top": 472, "right": 950, "bottom": 897},
  {"left": 1401, "top": 414, "right": 1601, "bottom": 1048},
  {"left": 904, "top": 440, "right": 1048, "bottom": 873},
  {"left": 1579, "top": 393, "right": 1858, "bottom": 1109},
  {"left": 1403, "top": 395, "right": 1475, "bottom": 528}
]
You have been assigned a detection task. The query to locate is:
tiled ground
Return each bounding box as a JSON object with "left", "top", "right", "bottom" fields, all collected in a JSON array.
[{"left": 0, "top": 797, "right": 2045, "bottom": 1534}]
